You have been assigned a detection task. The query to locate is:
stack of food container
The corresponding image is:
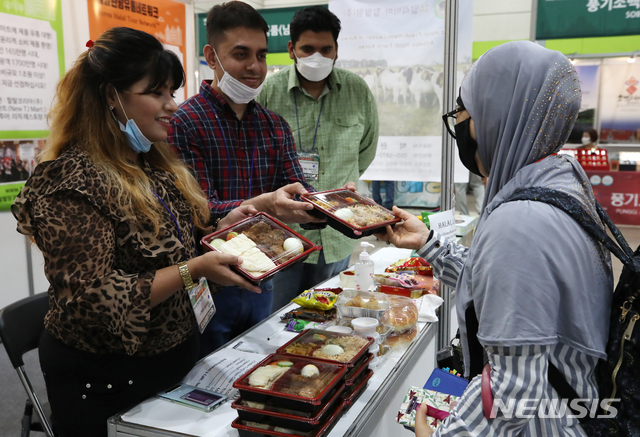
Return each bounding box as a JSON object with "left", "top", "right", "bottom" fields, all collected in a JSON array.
[{"left": 231, "top": 330, "right": 374, "bottom": 437}]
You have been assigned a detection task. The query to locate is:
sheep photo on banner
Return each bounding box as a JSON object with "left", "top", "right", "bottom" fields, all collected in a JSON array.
[{"left": 329, "top": 0, "right": 474, "bottom": 207}]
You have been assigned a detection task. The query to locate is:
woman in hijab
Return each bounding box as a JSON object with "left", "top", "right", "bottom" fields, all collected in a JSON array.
[{"left": 379, "top": 41, "right": 612, "bottom": 436}]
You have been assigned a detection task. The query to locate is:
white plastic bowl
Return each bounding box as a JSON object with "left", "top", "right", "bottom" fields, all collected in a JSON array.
[
  {"left": 351, "top": 317, "right": 379, "bottom": 336},
  {"left": 326, "top": 325, "right": 353, "bottom": 334}
]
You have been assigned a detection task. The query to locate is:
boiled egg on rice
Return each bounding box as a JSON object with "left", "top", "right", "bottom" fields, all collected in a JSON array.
[
  {"left": 301, "top": 364, "right": 320, "bottom": 378},
  {"left": 283, "top": 237, "right": 304, "bottom": 254},
  {"left": 334, "top": 208, "right": 354, "bottom": 221},
  {"left": 321, "top": 344, "right": 344, "bottom": 356}
]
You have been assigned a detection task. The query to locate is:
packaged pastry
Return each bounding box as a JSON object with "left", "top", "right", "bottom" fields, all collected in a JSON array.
[
  {"left": 386, "top": 325, "right": 419, "bottom": 349},
  {"left": 386, "top": 295, "right": 419, "bottom": 333},
  {"left": 335, "top": 289, "right": 390, "bottom": 320},
  {"left": 373, "top": 273, "right": 436, "bottom": 298},
  {"left": 385, "top": 257, "right": 433, "bottom": 276}
]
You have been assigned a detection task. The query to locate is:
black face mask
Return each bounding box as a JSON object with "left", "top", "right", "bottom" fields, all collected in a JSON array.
[{"left": 454, "top": 118, "right": 483, "bottom": 177}]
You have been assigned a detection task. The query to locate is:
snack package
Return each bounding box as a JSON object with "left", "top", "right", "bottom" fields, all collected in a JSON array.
[
  {"left": 291, "top": 289, "right": 338, "bottom": 311},
  {"left": 284, "top": 319, "right": 324, "bottom": 333},
  {"left": 280, "top": 307, "right": 337, "bottom": 322},
  {"left": 385, "top": 257, "right": 433, "bottom": 276},
  {"left": 396, "top": 387, "right": 459, "bottom": 431},
  {"left": 373, "top": 273, "right": 435, "bottom": 296}
]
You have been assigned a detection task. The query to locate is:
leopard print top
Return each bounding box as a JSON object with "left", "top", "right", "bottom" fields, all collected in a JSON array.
[{"left": 12, "top": 146, "right": 198, "bottom": 356}]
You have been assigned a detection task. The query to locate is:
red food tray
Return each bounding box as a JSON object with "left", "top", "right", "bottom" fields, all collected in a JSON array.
[
  {"left": 231, "top": 383, "right": 346, "bottom": 432},
  {"left": 233, "top": 354, "right": 347, "bottom": 413},
  {"left": 301, "top": 189, "right": 400, "bottom": 239},
  {"left": 342, "top": 369, "right": 373, "bottom": 406},
  {"left": 201, "top": 213, "right": 320, "bottom": 285},
  {"left": 231, "top": 399, "right": 346, "bottom": 437},
  {"left": 344, "top": 352, "right": 373, "bottom": 386},
  {"left": 277, "top": 329, "right": 374, "bottom": 368}
]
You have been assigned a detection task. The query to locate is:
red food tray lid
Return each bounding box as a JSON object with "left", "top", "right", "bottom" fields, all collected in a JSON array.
[
  {"left": 343, "top": 369, "right": 374, "bottom": 405},
  {"left": 345, "top": 353, "right": 373, "bottom": 386},
  {"left": 277, "top": 329, "right": 374, "bottom": 367},
  {"left": 233, "top": 354, "right": 347, "bottom": 405},
  {"left": 231, "top": 400, "right": 346, "bottom": 437},
  {"left": 231, "top": 383, "right": 346, "bottom": 424},
  {"left": 201, "top": 213, "right": 320, "bottom": 282},
  {"left": 302, "top": 189, "right": 400, "bottom": 232}
]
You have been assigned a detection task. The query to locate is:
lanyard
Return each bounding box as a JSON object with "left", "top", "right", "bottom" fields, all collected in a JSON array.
[
  {"left": 202, "top": 95, "right": 258, "bottom": 200},
  {"left": 294, "top": 92, "right": 325, "bottom": 153},
  {"left": 151, "top": 188, "right": 197, "bottom": 261}
]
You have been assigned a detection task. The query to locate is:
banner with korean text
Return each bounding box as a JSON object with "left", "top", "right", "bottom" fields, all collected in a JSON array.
[
  {"left": 537, "top": 0, "right": 640, "bottom": 40},
  {"left": 87, "top": 0, "right": 187, "bottom": 101},
  {"left": 0, "top": 0, "right": 64, "bottom": 210},
  {"left": 587, "top": 170, "right": 640, "bottom": 225},
  {"left": 329, "top": 0, "right": 473, "bottom": 207}
]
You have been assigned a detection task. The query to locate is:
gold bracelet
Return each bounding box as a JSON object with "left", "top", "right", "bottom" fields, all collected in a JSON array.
[{"left": 177, "top": 261, "right": 195, "bottom": 289}]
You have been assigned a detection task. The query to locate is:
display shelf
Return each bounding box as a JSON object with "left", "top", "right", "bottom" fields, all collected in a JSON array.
[{"left": 107, "top": 247, "right": 442, "bottom": 437}]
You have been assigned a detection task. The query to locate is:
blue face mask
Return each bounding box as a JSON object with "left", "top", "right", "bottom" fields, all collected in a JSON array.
[{"left": 113, "top": 89, "right": 153, "bottom": 154}]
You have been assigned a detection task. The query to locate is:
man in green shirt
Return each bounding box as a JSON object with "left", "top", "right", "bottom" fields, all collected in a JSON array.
[{"left": 257, "top": 6, "right": 379, "bottom": 312}]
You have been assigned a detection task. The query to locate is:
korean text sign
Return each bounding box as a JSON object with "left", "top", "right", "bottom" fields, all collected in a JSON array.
[{"left": 536, "top": 0, "right": 640, "bottom": 39}]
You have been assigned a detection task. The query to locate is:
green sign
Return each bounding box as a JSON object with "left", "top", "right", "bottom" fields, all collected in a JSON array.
[
  {"left": 0, "top": 182, "right": 25, "bottom": 211},
  {"left": 537, "top": 0, "right": 640, "bottom": 40},
  {"left": 0, "top": 0, "right": 65, "bottom": 139},
  {"left": 196, "top": 5, "right": 327, "bottom": 55}
]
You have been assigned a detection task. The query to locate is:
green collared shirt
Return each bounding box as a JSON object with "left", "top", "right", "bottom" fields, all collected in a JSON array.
[{"left": 257, "top": 65, "right": 379, "bottom": 264}]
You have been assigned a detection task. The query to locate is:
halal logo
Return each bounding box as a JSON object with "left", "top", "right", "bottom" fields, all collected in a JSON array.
[{"left": 626, "top": 77, "right": 638, "bottom": 95}]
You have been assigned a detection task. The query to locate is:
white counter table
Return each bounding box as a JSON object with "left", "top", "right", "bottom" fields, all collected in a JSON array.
[{"left": 108, "top": 247, "right": 444, "bottom": 437}]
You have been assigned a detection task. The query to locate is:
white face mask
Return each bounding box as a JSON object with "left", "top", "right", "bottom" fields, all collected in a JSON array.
[
  {"left": 113, "top": 90, "right": 153, "bottom": 153},
  {"left": 582, "top": 136, "right": 592, "bottom": 145},
  {"left": 294, "top": 51, "right": 335, "bottom": 82},
  {"left": 213, "top": 49, "right": 263, "bottom": 104}
]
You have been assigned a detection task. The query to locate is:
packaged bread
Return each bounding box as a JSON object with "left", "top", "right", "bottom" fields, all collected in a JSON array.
[
  {"left": 386, "top": 325, "right": 419, "bottom": 349},
  {"left": 386, "top": 295, "right": 419, "bottom": 333},
  {"left": 335, "top": 289, "right": 390, "bottom": 320}
]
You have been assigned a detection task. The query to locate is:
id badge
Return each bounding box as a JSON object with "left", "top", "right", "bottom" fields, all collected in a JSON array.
[
  {"left": 298, "top": 152, "right": 320, "bottom": 181},
  {"left": 188, "top": 277, "right": 215, "bottom": 334}
]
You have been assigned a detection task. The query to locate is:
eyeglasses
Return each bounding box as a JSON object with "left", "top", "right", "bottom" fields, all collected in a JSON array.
[{"left": 442, "top": 107, "right": 464, "bottom": 139}]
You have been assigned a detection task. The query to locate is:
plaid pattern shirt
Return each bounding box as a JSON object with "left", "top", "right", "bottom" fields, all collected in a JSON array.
[{"left": 168, "top": 81, "right": 312, "bottom": 223}]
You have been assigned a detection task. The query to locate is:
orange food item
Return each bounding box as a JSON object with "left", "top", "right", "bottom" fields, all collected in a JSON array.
[{"left": 385, "top": 257, "right": 433, "bottom": 276}]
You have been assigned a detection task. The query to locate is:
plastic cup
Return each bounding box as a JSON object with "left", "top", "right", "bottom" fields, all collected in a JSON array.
[{"left": 351, "top": 317, "right": 379, "bottom": 336}]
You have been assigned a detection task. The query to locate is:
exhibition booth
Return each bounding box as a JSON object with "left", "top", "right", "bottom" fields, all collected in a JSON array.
[{"left": 0, "top": 0, "right": 639, "bottom": 435}]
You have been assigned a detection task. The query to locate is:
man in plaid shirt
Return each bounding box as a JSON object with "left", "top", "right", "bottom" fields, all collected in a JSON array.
[{"left": 168, "top": 2, "right": 324, "bottom": 357}]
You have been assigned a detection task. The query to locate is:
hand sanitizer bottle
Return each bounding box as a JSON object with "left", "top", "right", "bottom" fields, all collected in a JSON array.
[{"left": 354, "top": 242, "right": 375, "bottom": 291}]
